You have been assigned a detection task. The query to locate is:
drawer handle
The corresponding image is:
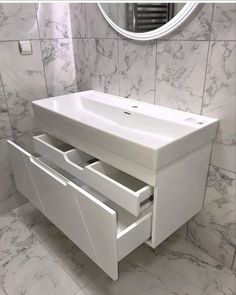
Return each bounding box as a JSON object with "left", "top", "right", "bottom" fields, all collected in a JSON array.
[{"left": 29, "top": 157, "right": 68, "bottom": 186}]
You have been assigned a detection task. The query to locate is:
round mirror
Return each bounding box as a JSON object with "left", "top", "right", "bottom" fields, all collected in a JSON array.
[{"left": 98, "top": 3, "right": 198, "bottom": 41}]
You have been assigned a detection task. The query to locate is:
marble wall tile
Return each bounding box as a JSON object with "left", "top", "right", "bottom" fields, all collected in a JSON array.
[
  {"left": 36, "top": 3, "right": 72, "bottom": 39},
  {"left": 70, "top": 4, "right": 87, "bottom": 38},
  {"left": 0, "top": 138, "right": 26, "bottom": 215},
  {"left": 86, "top": 4, "right": 117, "bottom": 39},
  {"left": 0, "top": 4, "right": 38, "bottom": 41},
  {"left": 211, "top": 4, "right": 236, "bottom": 41},
  {"left": 155, "top": 41, "right": 208, "bottom": 114},
  {"left": 73, "top": 39, "right": 91, "bottom": 91},
  {"left": 118, "top": 40, "right": 156, "bottom": 104},
  {"left": 187, "top": 165, "right": 236, "bottom": 269},
  {"left": 41, "top": 39, "right": 77, "bottom": 97},
  {"left": 0, "top": 76, "right": 12, "bottom": 138},
  {"left": 167, "top": 4, "right": 213, "bottom": 40},
  {"left": 13, "top": 128, "right": 42, "bottom": 154},
  {"left": 88, "top": 39, "right": 118, "bottom": 95},
  {"left": 0, "top": 41, "right": 47, "bottom": 135},
  {"left": 203, "top": 41, "right": 236, "bottom": 173}
]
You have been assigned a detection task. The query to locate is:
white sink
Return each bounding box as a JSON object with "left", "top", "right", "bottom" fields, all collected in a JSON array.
[{"left": 32, "top": 91, "right": 218, "bottom": 172}]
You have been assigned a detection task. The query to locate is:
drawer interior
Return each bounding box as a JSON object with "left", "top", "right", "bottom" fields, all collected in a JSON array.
[
  {"left": 39, "top": 133, "right": 74, "bottom": 152},
  {"left": 35, "top": 133, "right": 153, "bottom": 216},
  {"left": 41, "top": 156, "right": 151, "bottom": 236},
  {"left": 87, "top": 161, "right": 148, "bottom": 193},
  {"left": 36, "top": 134, "right": 97, "bottom": 167}
]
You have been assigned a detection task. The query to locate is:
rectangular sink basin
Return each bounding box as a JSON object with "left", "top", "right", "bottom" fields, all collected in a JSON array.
[{"left": 32, "top": 91, "right": 218, "bottom": 171}]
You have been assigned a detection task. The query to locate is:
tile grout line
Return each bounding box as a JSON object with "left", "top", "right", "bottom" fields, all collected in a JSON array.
[
  {"left": 200, "top": 3, "right": 215, "bottom": 116},
  {"left": 153, "top": 39, "right": 158, "bottom": 105},
  {"left": 84, "top": 4, "right": 92, "bottom": 90},
  {"left": 231, "top": 249, "right": 236, "bottom": 270},
  {"left": 0, "top": 73, "right": 14, "bottom": 140},
  {"left": 34, "top": 3, "right": 50, "bottom": 98}
]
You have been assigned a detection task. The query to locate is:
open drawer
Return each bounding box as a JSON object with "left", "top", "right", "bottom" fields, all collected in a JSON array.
[
  {"left": 8, "top": 140, "right": 152, "bottom": 281},
  {"left": 33, "top": 134, "right": 153, "bottom": 216}
]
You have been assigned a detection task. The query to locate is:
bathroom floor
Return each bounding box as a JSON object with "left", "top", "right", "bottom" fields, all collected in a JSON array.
[{"left": 0, "top": 203, "right": 235, "bottom": 295}]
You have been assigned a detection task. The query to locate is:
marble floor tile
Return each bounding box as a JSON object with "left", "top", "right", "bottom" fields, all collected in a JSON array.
[
  {"left": 188, "top": 165, "right": 236, "bottom": 269},
  {"left": 0, "top": 4, "right": 39, "bottom": 41},
  {"left": 204, "top": 267, "right": 236, "bottom": 295},
  {"left": 0, "top": 243, "right": 81, "bottom": 295},
  {"left": 1, "top": 203, "right": 234, "bottom": 295},
  {"left": 0, "top": 208, "right": 81, "bottom": 295},
  {"left": 15, "top": 203, "right": 104, "bottom": 289},
  {"left": 157, "top": 235, "right": 224, "bottom": 290},
  {"left": 155, "top": 41, "right": 208, "bottom": 114}
]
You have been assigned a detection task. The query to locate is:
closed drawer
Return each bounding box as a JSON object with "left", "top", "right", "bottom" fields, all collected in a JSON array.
[
  {"left": 8, "top": 140, "right": 152, "bottom": 281},
  {"left": 33, "top": 134, "right": 153, "bottom": 216}
]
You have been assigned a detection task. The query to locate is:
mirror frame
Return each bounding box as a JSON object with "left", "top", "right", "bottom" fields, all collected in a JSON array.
[{"left": 98, "top": 3, "right": 198, "bottom": 41}]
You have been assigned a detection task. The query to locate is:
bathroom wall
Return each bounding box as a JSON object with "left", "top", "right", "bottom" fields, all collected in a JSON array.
[
  {"left": 70, "top": 3, "right": 236, "bottom": 270},
  {"left": 0, "top": 3, "right": 76, "bottom": 214}
]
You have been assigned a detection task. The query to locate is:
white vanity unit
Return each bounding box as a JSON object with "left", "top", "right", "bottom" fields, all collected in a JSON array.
[{"left": 8, "top": 91, "right": 218, "bottom": 280}]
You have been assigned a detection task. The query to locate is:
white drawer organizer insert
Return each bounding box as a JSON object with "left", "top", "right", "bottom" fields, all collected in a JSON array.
[{"left": 8, "top": 91, "right": 218, "bottom": 280}]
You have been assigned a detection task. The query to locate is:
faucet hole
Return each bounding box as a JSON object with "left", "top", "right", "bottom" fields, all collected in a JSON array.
[{"left": 132, "top": 105, "right": 138, "bottom": 108}]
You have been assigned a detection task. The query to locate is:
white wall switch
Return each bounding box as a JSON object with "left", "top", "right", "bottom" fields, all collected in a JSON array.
[{"left": 18, "top": 40, "right": 32, "bottom": 55}]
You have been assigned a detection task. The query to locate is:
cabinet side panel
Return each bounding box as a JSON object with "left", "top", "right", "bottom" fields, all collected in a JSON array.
[{"left": 150, "top": 142, "right": 212, "bottom": 248}]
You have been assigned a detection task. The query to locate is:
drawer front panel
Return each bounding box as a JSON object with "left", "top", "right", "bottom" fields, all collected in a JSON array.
[
  {"left": 8, "top": 142, "right": 45, "bottom": 213},
  {"left": 7, "top": 140, "right": 118, "bottom": 280}
]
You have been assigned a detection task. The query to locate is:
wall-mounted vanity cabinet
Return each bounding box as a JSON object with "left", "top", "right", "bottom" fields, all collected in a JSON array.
[{"left": 8, "top": 91, "right": 218, "bottom": 280}]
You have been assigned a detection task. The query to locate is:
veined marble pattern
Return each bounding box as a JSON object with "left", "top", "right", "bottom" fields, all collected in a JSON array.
[
  {"left": 86, "top": 4, "right": 117, "bottom": 39},
  {"left": 0, "top": 76, "right": 12, "bottom": 138},
  {"left": 69, "top": 4, "right": 87, "bottom": 38},
  {"left": 167, "top": 4, "right": 213, "bottom": 40},
  {"left": 233, "top": 254, "right": 236, "bottom": 271},
  {"left": 0, "top": 41, "right": 47, "bottom": 134},
  {"left": 88, "top": 39, "right": 118, "bottom": 95},
  {"left": 41, "top": 39, "right": 77, "bottom": 97},
  {"left": 0, "top": 4, "right": 38, "bottom": 41},
  {"left": 0, "top": 210, "right": 81, "bottom": 295},
  {"left": 204, "top": 267, "right": 236, "bottom": 295},
  {"left": 36, "top": 3, "right": 72, "bottom": 39},
  {"left": 13, "top": 128, "right": 42, "bottom": 154},
  {"left": 203, "top": 41, "right": 236, "bottom": 172},
  {"left": 0, "top": 202, "right": 234, "bottom": 294},
  {"left": 188, "top": 165, "right": 236, "bottom": 269},
  {"left": 118, "top": 40, "right": 156, "bottom": 104},
  {"left": 211, "top": 3, "right": 236, "bottom": 41},
  {"left": 73, "top": 39, "right": 91, "bottom": 91},
  {"left": 0, "top": 138, "right": 26, "bottom": 215},
  {"left": 16, "top": 203, "right": 103, "bottom": 289},
  {"left": 155, "top": 41, "right": 208, "bottom": 114}
]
